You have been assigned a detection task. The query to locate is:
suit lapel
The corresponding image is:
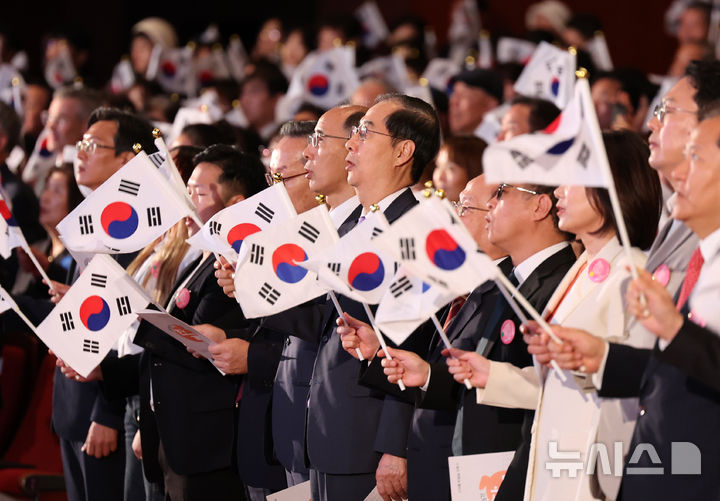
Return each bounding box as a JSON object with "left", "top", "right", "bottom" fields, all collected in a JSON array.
[
  {"left": 168, "top": 254, "right": 209, "bottom": 314},
  {"left": 384, "top": 188, "right": 418, "bottom": 224}
]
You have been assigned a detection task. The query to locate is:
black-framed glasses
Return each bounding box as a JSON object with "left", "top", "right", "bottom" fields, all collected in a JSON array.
[
  {"left": 350, "top": 124, "right": 395, "bottom": 142},
  {"left": 264, "top": 171, "right": 306, "bottom": 187},
  {"left": 492, "top": 183, "right": 539, "bottom": 201},
  {"left": 452, "top": 200, "right": 489, "bottom": 216},
  {"left": 652, "top": 102, "right": 696, "bottom": 123},
  {"left": 307, "top": 131, "right": 350, "bottom": 148},
  {"left": 76, "top": 139, "right": 115, "bottom": 155}
]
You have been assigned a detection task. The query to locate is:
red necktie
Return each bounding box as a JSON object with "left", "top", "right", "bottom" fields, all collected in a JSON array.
[
  {"left": 676, "top": 247, "right": 704, "bottom": 311},
  {"left": 443, "top": 295, "right": 467, "bottom": 331}
]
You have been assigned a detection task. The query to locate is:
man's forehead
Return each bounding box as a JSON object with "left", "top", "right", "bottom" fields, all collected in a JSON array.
[
  {"left": 316, "top": 109, "right": 345, "bottom": 133},
  {"left": 362, "top": 100, "right": 400, "bottom": 124},
  {"left": 664, "top": 77, "right": 696, "bottom": 106}
]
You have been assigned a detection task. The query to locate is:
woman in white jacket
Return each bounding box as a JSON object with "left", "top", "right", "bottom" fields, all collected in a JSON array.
[{"left": 449, "top": 130, "right": 663, "bottom": 501}]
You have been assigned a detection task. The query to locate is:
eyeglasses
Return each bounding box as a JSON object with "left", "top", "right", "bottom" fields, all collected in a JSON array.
[
  {"left": 264, "top": 171, "right": 306, "bottom": 187},
  {"left": 350, "top": 124, "right": 395, "bottom": 142},
  {"left": 492, "top": 183, "right": 540, "bottom": 201},
  {"left": 76, "top": 139, "right": 115, "bottom": 155},
  {"left": 652, "top": 102, "right": 696, "bottom": 123},
  {"left": 307, "top": 131, "right": 350, "bottom": 148},
  {"left": 452, "top": 200, "right": 489, "bottom": 216}
]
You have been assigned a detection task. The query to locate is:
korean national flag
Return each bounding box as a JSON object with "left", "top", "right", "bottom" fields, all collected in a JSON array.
[
  {"left": 233, "top": 205, "right": 338, "bottom": 318},
  {"left": 0, "top": 284, "right": 15, "bottom": 314},
  {"left": 513, "top": 41, "right": 576, "bottom": 109},
  {"left": 482, "top": 78, "right": 613, "bottom": 189},
  {"left": 36, "top": 255, "right": 151, "bottom": 377},
  {"left": 372, "top": 196, "right": 498, "bottom": 296},
  {"left": 187, "top": 183, "right": 296, "bottom": 262},
  {"left": 57, "top": 151, "right": 194, "bottom": 254},
  {"left": 374, "top": 266, "right": 455, "bottom": 346},
  {"left": 300, "top": 210, "right": 396, "bottom": 304},
  {"left": 283, "top": 47, "right": 359, "bottom": 111},
  {"left": 0, "top": 195, "right": 25, "bottom": 259}
]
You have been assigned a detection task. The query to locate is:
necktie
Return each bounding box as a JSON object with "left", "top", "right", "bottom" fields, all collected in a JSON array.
[
  {"left": 443, "top": 295, "right": 468, "bottom": 331},
  {"left": 676, "top": 247, "right": 704, "bottom": 310},
  {"left": 357, "top": 215, "right": 366, "bottom": 224}
]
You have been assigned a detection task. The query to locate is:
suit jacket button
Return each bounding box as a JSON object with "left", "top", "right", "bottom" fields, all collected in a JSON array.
[
  {"left": 321, "top": 335, "right": 328, "bottom": 343},
  {"left": 639, "top": 406, "right": 646, "bottom": 416}
]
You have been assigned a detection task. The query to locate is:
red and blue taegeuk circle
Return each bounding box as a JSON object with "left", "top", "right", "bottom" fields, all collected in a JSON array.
[
  {"left": 272, "top": 243, "right": 309, "bottom": 284},
  {"left": 307, "top": 74, "right": 329, "bottom": 96},
  {"left": 79, "top": 295, "right": 111, "bottom": 331},
  {"left": 227, "top": 223, "right": 261, "bottom": 252},
  {"left": 426, "top": 229, "right": 466, "bottom": 271},
  {"left": 347, "top": 252, "right": 385, "bottom": 291},
  {"left": 0, "top": 200, "right": 18, "bottom": 226},
  {"left": 101, "top": 202, "right": 139, "bottom": 239}
]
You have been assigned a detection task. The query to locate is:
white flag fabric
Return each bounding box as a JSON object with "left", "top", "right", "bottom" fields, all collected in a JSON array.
[
  {"left": 477, "top": 31, "right": 494, "bottom": 69},
  {"left": 586, "top": 32, "right": 613, "bottom": 71},
  {"left": 495, "top": 37, "right": 536, "bottom": 64},
  {"left": 148, "top": 45, "right": 195, "bottom": 96},
  {"left": 0, "top": 194, "right": 25, "bottom": 259},
  {"left": 372, "top": 197, "right": 498, "bottom": 297},
  {"left": 149, "top": 137, "right": 196, "bottom": 211},
  {"left": 226, "top": 35, "right": 248, "bottom": 82},
  {"left": 44, "top": 43, "right": 77, "bottom": 89},
  {"left": 283, "top": 47, "right": 359, "bottom": 111},
  {"left": 355, "top": 1, "right": 389, "bottom": 49},
  {"left": 57, "top": 152, "right": 194, "bottom": 254},
  {"left": 358, "top": 55, "right": 413, "bottom": 94},
  {"left": 422, "top": 58, "right": 460, "bottom": 91},
  {"left": 36, "top": 255, "right": 151, "bottom": 377},
  {"left": 374, "top": 266, "right": 455, "bottom": 346},
  {"left": 21, "top": 129, "right": 57, "bottom": 194},
  {"left": 300, "top": 211, "right": 396, "bottom": 304},
  {"left": 110, "top": 58, "right": 136, "bottom": 94},
  {"left": 513, "top": 41, "right": 576, "bottom": 108},
  {"left": 233, "top": 205, "right": 338, "bottom": 318},
  {"left": 0, "top": 64, "right": 25, "bottom": 115},
  {"left": 187, "top": 183, "right": 296, "bottom": 262},
  {"left": 483, "top": 78, "right": 613, "bottom": 188}
]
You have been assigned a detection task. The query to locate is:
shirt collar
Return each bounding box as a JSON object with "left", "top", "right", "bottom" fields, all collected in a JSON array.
[
  {"left": 329, "top": 195, "right": 360, "bottom": 229},
  {"left": 513, "top": 241, "right": 569, "bottom": 285},
  {"left": 360, "top": 187, "right": 408, "bottom": 217},
  {"left": 700, "top": 226, "right": 720, "bottom": 263}
]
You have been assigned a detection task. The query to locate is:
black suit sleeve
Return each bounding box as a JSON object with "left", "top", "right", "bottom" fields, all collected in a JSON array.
[
  {"left": 358, "top": 357, "right": 419, "bottom": 402},
  {"left": 597, "top": 343, "right": 652, "bottom": 398},
  {"left": 100, "top": 353, "right": 142, "bottom": 400},
  {"left": 246, "top": 327, "right": 286, "bottom": 389},
  {"left": 260, "top": 299, "right": 325, "bottom": 344},
  {"left": 418, "top": 361, "right": 462, "bottom": 410},
  {"left": 655, "top": 318, "right": 720, "bottom": 392}
]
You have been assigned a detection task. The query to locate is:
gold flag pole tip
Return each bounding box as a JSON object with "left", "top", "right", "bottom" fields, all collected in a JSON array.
[
  {"left": 152, "top": 128, "right": 162, "bottom": 139},
  {"left": 575, "top": 67, "right": 589, "bottom": 79},
  {"left": 132, "top": 143, "right": 142, "bottom": 153},
  {"left": 369, "top": 204, "right": 380, "bottom": 213},
  {"left": 272, "top": 172, "right": 283, "bottom": 184},
  {"left": 434, "top": 189, "right": 446, "bottom": 199},
  {"left": 315, "top": 194, "right": 327, "bottom": 205}
]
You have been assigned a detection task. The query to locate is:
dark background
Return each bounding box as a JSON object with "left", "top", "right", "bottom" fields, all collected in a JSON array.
[{"left": 4, "top": 0, "right": 677, "bottom": 84}]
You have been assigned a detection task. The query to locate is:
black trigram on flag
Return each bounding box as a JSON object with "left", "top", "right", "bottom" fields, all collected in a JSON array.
[
  {"left": 90, "top": 273, "right": 107, "bottom": 288},
  {"left": 250, "top": 244, "right": 264, "bottom": 265},
  {"left": 60, "top": 311, "right": 75, "bottom": 332},
  {"left": 298, "top": 222, "right": 320, "bottom": 243},
  {"left": 255, "top": 202, "right": 275, "bottom": 223},
  {"left": 390, "top": 276, "right": 413, "bottom": 298},
  {"left": 400, "top": 238, "right": 416, "bottom": 260},
  {"left": 82, "top": 339, "right": 100, "bottom": 354},
  {"left": 116, "top": 296, "right": 131, "bottom": 315},
  {"left": 148, "top": 151, "right": 165, "bottom": 168},
  {"left": 371, "top": 227, "right": 384, "bottom": 238},
  {"left": 328, "top": 262, "right": 341, "bottom": 275},
  {"left": 79, "top": 214, "right": 94, "bottom": 235},
  {"left": 534, "top": 81, "right": 544, "bottom": 97},
  {"left": 258, "top": 282, "right": 281, "bottom": 304},
  {"left": 119, "top": 179, "right": 140, "bottom": 196},
  {"left": 510, "top": 150, "right": 533, "bottom": 169},
  {"left": 147, "top": 207, "right": 162, "bottom": 227},
  {"left": 209, "top": 221, "right": 222, "bottom": 236},
  {"left": 576, "top": 143, "right": 590, "bottom": 168}
]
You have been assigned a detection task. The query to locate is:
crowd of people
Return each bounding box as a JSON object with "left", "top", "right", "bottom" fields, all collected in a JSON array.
[{"left": 1, "top": 1, "right": 719, "bottom": 500}]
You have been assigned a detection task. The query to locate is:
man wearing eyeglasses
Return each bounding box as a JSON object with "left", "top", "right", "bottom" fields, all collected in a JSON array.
[
  {"left": 52, "top": 107, "right": 157, "bottom": 501},
  {"left": 298, "top": 94, "right": 440, "bottom": 501}
]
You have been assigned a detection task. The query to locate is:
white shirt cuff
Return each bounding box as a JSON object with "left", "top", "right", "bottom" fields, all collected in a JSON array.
[{"left": 420, "top": 366, "right": 432, "bottom": 392}]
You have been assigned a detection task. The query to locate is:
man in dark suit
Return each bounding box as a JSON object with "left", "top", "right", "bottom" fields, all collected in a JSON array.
[
  {"left": 341, "top": 174, "right": 575, "bottom": 500},
  {"left": 544, "top": 108, "right": 720, "bottom": 500},
  {"left": 301, "top": 94, "right": 441, "bottom": 501},
  {"left": 49, "top": 108, "right": 158, "bottom": 501},
  {"left": 62, "top": 144, "right": 268, "bottom": 500}
]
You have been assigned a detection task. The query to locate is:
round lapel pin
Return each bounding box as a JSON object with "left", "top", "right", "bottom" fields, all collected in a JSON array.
[
  {"left": 688, "top": 310, "right": 706, "bottom": 328},
  {"left": 652, "top": 264, "right": 670, "bottom": 287},
  {"left": 588, "top": 258, "right": 610, "bottom": 283},
  {"left": 175, "top": 288, "right": 191, "bottom": 309},
  {"left": 500, "top": 319, "right": 516, "bottom": 344}
]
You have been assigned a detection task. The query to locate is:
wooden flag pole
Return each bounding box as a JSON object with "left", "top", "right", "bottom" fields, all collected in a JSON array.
[{"left": 362, "top": 302, "right": 406, "bottom": 391}]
